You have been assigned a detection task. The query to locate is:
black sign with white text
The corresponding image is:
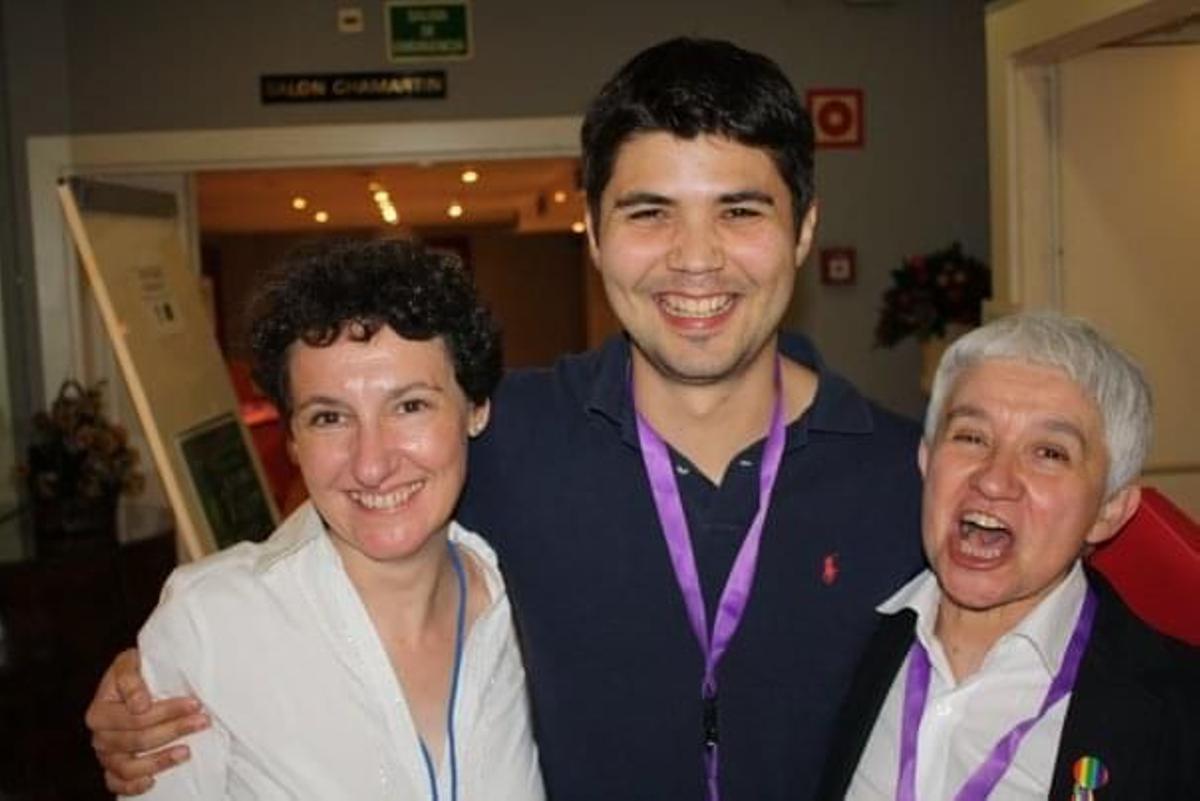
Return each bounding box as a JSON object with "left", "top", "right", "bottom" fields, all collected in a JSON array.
[{"left": 260, "top": 71, "right": 446, "bottom": 104}]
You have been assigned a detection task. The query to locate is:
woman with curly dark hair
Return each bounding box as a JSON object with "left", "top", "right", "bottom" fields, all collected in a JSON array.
[{"left": 129, "top": 239, "right": 543, "bottom": 800}]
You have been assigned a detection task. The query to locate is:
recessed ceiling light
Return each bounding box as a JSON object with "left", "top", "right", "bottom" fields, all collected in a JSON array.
[
  {"left": 447, "top": 202, "right": 464, "bottom": 219},
  {"left": 367, "top": 181, "right": 383, "bottom": 193},
  {"left": 373, "top": 190, "right": 390, "bottom": 203},
  {"left": 292, "top": 196, "right": 308, "bottom": 210},
  {"left": 314, "top": 211, "right": 329, "bottom": 223},
  {"left": 381, "top": 206, "right": 399, "bottom": 224},
  {"left": 553, "top": 190, "right": 568, "bottom": 204},
  {"left": 461, "top": 169, "right": 479, "bottom": 184},
  {"left": 570, "top": 220, "right": 586, "bottom": 234}
]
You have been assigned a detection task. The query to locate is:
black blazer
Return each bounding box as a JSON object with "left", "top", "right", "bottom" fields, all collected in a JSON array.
[{"left": 816, "top": 570, "right": 1200, "bottom": 800}]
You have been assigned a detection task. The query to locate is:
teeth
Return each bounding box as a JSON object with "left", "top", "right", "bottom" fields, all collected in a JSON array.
[
  {"left": 959, "top": 535, "right": 1006, "bottom": 560},
  {"left": 957, "top": 511, "right": 1011, "bottom": 560},
  {"left": 961, "top": 511, "right": 1008, "bottom": 531},
  {"left": 657, "top": 294, "right": 734, "bottom": 318},
  {"left": 349, "top": 482, "right": 422, "bottom": 510}
]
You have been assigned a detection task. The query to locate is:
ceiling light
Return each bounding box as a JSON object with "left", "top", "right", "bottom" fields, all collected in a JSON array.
[
  {"left": 461, "top": 169, "right": 479, "bottom": 184},
  {"left": 367, "top": 181, "right": 383, "bottom": 192},
  {"left": 314, "top": 211, "right": 329, "bottom": 223},
  {"left": 553, "top": 190, "right": 568, "bottom": 204},
  {"left": 381, "top": 206, "right": 399, "bottom": 224},
  {"left": 373, "top": 190, "right": 390, "bottom": 203},
  {"left": 292, "top": 196, "right": 308, "bottom": 210},
  {"left": 571, "top": 221, "right": 586, "bottom": 234},
  {"left": 447, "top": 202, "right": 464, "bottom": 219}
]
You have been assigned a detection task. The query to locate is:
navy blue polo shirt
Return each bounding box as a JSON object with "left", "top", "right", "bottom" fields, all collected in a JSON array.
[{"left": 458, "top": 333, "right": 924, "bottom": 801}]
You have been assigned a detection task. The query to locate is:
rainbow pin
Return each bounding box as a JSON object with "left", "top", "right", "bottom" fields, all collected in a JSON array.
[{"left": 1072, "top": 755, "right": 1109, "bottom": 797}]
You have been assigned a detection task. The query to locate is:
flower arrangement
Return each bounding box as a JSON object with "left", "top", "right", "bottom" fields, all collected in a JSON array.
[
  {"left": 24, "top": 380, "right": 144, "bottom": 504},
  {"left": 874, "top": 242, "right": 991, "bottom": 347}
]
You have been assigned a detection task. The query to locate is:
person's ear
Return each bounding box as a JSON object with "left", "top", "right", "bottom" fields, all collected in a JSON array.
[
  {"left": 793, "top": 201, "right": 819, "bottom": 267},
  {"left": 586, "top": 209, "right": 601, "bottom": 265},
  {"left": 1085, "top": 484, "right": 1142, "bottom": 547},
  {"left": 917, "top": 438, "right": 929, "bottom": 479},
  {"left": 286, "top": 426, "right": 299, "bottom": 464},
  {"left": 467, "top": 400, "right": 491, "bottom": 438}
]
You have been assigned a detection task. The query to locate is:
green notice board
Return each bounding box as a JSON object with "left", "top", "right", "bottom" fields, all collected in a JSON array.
[
  {"left": 387, "top": 0, "right": 471, "bottom": 61},
  {"left": 178, "top": 414, "right": 275, "bottom": 549}
]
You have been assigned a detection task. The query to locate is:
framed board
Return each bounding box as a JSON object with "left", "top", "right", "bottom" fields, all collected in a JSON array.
[{"left": 57, "top": 177, "right": 278, "bottom": 558}]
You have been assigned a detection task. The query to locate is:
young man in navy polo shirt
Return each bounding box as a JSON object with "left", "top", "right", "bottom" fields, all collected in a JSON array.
[{"left": 87, "top": 38, "right": 923, "bottom": 801}]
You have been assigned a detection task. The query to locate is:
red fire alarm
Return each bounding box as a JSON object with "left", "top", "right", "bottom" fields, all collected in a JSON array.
[
  {"left": 807, "top": 89, "right": 864, "bottom": 149},
  {"left": 819, "top": 247, "right": 857, "bottom": 286}
]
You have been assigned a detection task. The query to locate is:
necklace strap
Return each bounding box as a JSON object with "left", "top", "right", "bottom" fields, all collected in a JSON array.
[
  {"left": 418, "top": 539, "right": 468, "bottom": 801},
  {"left": 634, "top": 356, "right": 788, "bottom": 801}
]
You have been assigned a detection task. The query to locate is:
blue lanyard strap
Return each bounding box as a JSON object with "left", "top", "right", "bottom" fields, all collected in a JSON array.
[{"left": 419, "top": 539, "right": 468, "bottom": 801}]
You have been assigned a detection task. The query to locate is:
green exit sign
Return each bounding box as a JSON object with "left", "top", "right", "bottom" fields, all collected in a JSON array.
[{"left": 387, "top": 0, "right": 472, "bottom": 61}]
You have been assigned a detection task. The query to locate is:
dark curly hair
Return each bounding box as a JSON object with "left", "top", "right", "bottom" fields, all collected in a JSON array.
[{"left": 247, "top": 239, "right": 502, "bottom": 418}]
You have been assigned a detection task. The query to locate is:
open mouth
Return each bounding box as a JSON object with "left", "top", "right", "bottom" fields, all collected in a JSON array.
[
  {"left": 348, "top": 481, "right": 424, "bottom": 511},
  {"left": 957, "top": 511, "right": 1013, "bottom": 560},
  {"left": 655, "top": 293, "right": 736, "bottom": 320}
]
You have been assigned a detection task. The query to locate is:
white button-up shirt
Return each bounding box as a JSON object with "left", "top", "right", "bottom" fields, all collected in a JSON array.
[
  {"left": 132, "top": 503, "right": 544, "bottom": 800},
  {"left": 846, "top": 562, "right": 1088, "bottom": 801}
]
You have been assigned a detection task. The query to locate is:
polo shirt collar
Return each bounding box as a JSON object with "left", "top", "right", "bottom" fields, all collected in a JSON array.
[{"left": 584, "top": 331, "right": 876, "bottom": 447}]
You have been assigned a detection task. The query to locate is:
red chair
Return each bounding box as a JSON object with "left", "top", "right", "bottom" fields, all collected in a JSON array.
[{"left": 1088, "top": 487, "right": 1200, "bottom": 646}]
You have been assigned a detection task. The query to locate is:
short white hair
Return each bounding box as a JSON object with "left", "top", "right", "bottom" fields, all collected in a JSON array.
[{"left": 925, "top": 312, "right": 1152, "bottom": 496}]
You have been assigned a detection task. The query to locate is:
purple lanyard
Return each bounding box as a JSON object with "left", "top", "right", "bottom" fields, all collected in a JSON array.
[
  {"left": 633, "top": 358, "right": 787, "bottom": 801},
  {"left": 896, "top": 586, "right": 1097, "bottom": 801}
]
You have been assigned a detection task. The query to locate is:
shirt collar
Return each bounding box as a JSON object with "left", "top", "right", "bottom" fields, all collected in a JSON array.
[
  {"left": 584, "top": 331, "right": 876, "bottom": 446},
  {"left": 879, "top": 562, "right": 1090, "bottom": 678}
]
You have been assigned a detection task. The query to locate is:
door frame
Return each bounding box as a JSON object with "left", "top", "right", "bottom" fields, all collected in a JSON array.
[
  {"left": 27, "top": 115, "right": 582, "bottom": 399},
  {"left": 984, "top": 0, "right": 1196, "bottom": 313}
]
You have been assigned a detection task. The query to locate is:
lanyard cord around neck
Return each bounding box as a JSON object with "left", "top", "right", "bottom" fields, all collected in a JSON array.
[
  {"left": 418, "top": 539, "right": 467, "bottom": 801},
  {"left": 633, "top": 356, "right": 787, "bottom": 801},
  {"left": 896, "top": 586, "right": 1097, "bottom": 801}
]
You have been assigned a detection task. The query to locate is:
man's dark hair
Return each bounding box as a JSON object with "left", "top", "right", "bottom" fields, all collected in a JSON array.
[
  {"left": 581, "top": 37, "right": 815, "bottom": 234},
  {"left": 247, "top": 238, "right": 502, "bottom": 418}
]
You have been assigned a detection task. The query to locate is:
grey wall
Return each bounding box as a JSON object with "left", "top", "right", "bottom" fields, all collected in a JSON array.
[{"left": 2, "top": 0, "right": 990, "bottom": 420}]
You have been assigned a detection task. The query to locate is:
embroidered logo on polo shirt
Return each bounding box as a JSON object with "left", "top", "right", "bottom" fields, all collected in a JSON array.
[{"left": 821, "top": 552, "right": 839, "bottom": 585}]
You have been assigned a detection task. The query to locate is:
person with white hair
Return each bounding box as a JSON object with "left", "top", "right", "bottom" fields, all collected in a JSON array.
[{"left": 817, "top": 311, "right": 1199, "bottom": 801}]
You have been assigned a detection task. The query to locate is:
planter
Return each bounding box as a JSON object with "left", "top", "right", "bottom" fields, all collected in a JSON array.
[
  {"left": 919, "top": 323, "right": 973, "bottom": 395},
  {"left": 33, "top": 494, "right": 119, "bottom": 558}
]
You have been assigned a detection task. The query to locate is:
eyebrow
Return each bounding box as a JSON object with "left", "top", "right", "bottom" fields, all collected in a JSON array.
[
  {"left": 1040, "top": 418, "right": 1089, "bottom": 449},
  {"left": 612, "top": 191, "right": 673, "bottom": 209},
  {"left": 291, "top": 381, "right": 444, "bottom": 414},
  {"left": 718, "top": 190, "right": 775, "bottom": 206},
  {"left": 610, "top": 189, "right": 777, "bottom": 209},
  {"left": 943, "top": 405, "right": 986, "bottom": 426},
  {"left": 943, "top": 404, "right": 1089, "bottom": 448}
]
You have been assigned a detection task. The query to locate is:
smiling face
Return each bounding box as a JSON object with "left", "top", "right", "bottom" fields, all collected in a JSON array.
[
  {"left": 588, "top": 132, "right": 816, "bottom": 386},
  {"left": 920, "top": 359, "right": 1139, "bottom": 623},
  {"left": 286, "top": 326, "right": 488, "bottom": 569}
]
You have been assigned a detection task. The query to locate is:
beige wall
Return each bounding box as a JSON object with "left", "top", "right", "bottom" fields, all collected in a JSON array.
[{"left": 1058, "top": 44, "right": 1200, "bottom": 515}]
